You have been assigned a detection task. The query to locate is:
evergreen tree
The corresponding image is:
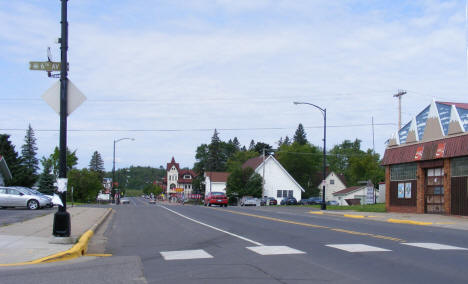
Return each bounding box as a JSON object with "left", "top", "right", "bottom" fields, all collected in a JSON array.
[
  {"left": 89, "top": 151, "right": 105, "bottom": 177},
  {"left": 21, "top": 124, "right": 39, "bottom": 178},
  {"left": 293, "top": 123, "right": 308, "bottom": 145},
  {"left": 232, "top": 137, "right": 241, "bottom": 151},
  {"left": 0, "top": 134, "right": 30, "bottom": 186},
  {"left": 253, "top": 142, "right": 272, "bottom": 155},
  {"left": 277, "top": 137, "right": 283, "bottom": 147},
  {"left": 206, "top": 129, "right": 226, "bottom": 171},
  {"left": 248, "top": 139, "right": 255, "bottom": 151},
  {"left": 38, "top": 157, "right": 55, "bottom": 195},
  {"left": 283, "top": 136, "right": 291, "bottom": 146}
]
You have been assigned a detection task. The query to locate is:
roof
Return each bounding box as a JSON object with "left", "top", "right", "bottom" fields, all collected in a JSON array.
[
  {"left": 437, "top": 101, "right": 468, "bottom": 110},
  {"left": 179, "top": 169, "right": 196, "bottom": 177},
  {"left": 242, "top": 156, "right": 264, "bottom": 170},
  {"left": 205, "top": 172, "right": 230, "bottom": 183},
  {"left": 382, "top": 133, "right": 468, "bottom": 165},
  {"left": 0, "top": 155, "right": 12, "bottom": 181},
  {"left": 317, "top": 170, "right": 347, "bottom": 187},
  {"left": 166, "top": 157, "right": 180, "bottom": 171},
  {"left": 333, "top": 186, "right": 364, "bottom": 196}
]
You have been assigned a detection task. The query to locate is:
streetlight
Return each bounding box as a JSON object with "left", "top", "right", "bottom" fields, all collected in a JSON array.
[
  {"left": 113, "top": 137, "right": 135, "bottom": 204},
  {"left": 293, "top": 101, "right": 327, "bottom": 210}
]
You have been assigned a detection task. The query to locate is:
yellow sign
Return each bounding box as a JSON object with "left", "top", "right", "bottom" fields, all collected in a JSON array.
[{"left": 175, "top": 188, "right": 184, "bottom": 192}]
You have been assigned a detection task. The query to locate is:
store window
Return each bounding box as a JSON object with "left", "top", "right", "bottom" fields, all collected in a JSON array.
[
  {"left": 397, "top": 182, "right": 412, "bottom": 199},
  {"left": 390, "top": 163, "right": 417, "bottom": 181},
  {"left": 452, "top": 157, "right": 468, "bottom": 177}
]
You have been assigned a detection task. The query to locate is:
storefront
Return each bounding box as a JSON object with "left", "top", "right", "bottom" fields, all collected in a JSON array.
[{"left": 382, "top": 100, "right": 468, "bottom": 215}]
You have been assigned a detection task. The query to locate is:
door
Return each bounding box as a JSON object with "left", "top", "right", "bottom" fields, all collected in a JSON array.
[
  {"left": 425, "top": 168, "right": 444, "bottom": 214},
  {"left": 7, "top": 188, "right": 26, "bottom": 207},
  {"left": 451, "top": 176, "right": 468, "bottom": 216}
]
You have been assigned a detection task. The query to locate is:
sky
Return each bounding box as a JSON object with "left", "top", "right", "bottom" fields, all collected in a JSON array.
[{"left": 0, "top": 0, "right": 467, "bottom": 172}]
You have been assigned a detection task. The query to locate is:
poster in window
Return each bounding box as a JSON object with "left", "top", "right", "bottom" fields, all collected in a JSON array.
[
  {"left": 398, "top": 183, "right": 405, "bottom": 198},
  {"left": 405, "top": 183, "right": 412, "bottom": 199}
]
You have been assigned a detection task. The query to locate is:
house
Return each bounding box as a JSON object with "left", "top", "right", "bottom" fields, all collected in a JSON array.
[
  {"left": 333, "top": 181, "right": 375, "bottom": 205},
  {"left": 164, "top": 157, "right": 196, "bottom": 197},
  {"left": 204, "top": 172, "right": 230, "bottom": 194},
  {"left": 0, "top": 155, "right": 12, "bottom": 186},
  {"left": 242, "top": 155, "right": 305, "bottom": 202},
  {"left": 317, "top": 171, "right": 347, "bottom": 203},
  {"left": 382, "top": 100, "right": 468, "bottom": 215}
]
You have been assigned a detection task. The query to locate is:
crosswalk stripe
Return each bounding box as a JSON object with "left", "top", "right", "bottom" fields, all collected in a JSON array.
[
  {"left": 160, "top": 249, "right": 213, "bottom": 260},
  {"left": 326, "top": 244, "right": 391, "bottom": 252},
  {"left": 402, "top": 243, "right": 468, "bottom": 251},
  {"left": 246, "top": 246, "right": 306, "bottom": 255}
]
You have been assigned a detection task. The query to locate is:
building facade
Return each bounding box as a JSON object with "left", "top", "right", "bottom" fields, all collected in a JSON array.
[
  {"left": 204, "top": 172, "right": 229, "bottom": 194},
  {"left": 382, "top": 100, "right": 468, "bottom": 215},
  {"left": 164, "top": 157, "right": 196, "bottom": 196}
]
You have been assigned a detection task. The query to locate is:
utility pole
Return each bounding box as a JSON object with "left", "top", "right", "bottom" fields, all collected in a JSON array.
[
  {"left": 372, "top": 116, "right": 375, "bottom": 154},
  {"left": 53, "top": 0, "right": 70, "bottom": 237},
  {"left": 262, "top": 148, "right": 265, "bottom": 198},
  {"left": 393, "top": 90, "right": 406, "bottom": 130}
]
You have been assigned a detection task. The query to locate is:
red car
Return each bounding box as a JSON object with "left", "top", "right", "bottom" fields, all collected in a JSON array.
[{"left": 204, "top": 192, "right": 228, "bottom": 207}]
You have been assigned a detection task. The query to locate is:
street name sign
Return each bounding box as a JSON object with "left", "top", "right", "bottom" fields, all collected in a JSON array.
[
  {"left": 29, "top": 61, "right": 62, "bottom": 72},
  {"left": 42, "top": 80, "right": 87, "bottom": 116}
]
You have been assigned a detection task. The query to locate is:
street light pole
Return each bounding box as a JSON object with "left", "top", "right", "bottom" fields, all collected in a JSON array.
[
  {"left": 293, "top": 101, "right": 327, "bottom": 210},
  {"left": 53, "top": 0, "right": 70, "bottom": 237},
  {"left": 112, "top": 138, "right": 135, "bottom": 205}
]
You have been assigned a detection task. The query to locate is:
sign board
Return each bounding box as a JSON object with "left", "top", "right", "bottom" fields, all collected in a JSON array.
[
  {"left": 42, "top": 80, "right": 87, "bottom": 116},
  {"left": 175, "top": 188, "right": 184, "bottom": 192},
  {"left": 414, "top": 146, "right": 424, "bottom": 161},
  {"left": 435, "top": 143, "right": 445, "bottom": 158},
  {"left": 57, "top": 178, "right": 68, "bottom": 193},
  {"left": 29, "top": 61, "right": 66, "bottom": 72},
  {"left": 365, "top": 186, "right": 374, "bottom": 204}
]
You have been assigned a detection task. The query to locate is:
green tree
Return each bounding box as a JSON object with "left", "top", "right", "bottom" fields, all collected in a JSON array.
[
  {"left": 143, "top": 184, "right": 163, "bottom": 196},
  {"left": 89, "top": 151, "right": 105, "bottom": 179},
  {"left": 253, "top": 142, "right": 272, "bottom": 155},
  {"left": 68, "top": 168, "right": 102, "bottom": 202},
  {"left": 206, "top": 129, "right": 226, "bottom": 171},
  {"left": 277, "top": 142, "right": 322, "bottom": 197},
  {"left": 226, "top": 150, "right": 258, "bottom": 172},
  {"left": 21, "top": 124, "right": 39, "bottom": 184},
  {"left": 328, "top": 139, "right": 362, "bottom": 175},
  {"left": 283, "top": 136, "right": 291, "bottom": 146},
  {"left": 38, "top": 157, "right": 55, "bottom": 195},
  {"left": 48, "top": 147, "right": 78, "bottom": 178},
  {"left": 248, "top": 140, "right": 255, "bottom": 151},
  {"left": 347, "top": 150, "right": 385, "bottom": 186},
  {"left": 0, "top": 134, "right": 30, "bottom": 186},
  {"left": 293, "top": 123, "right": 308, "bottom": 145},
  {"left": 226, "top": 166, "right": 262, "bottom": 198}
]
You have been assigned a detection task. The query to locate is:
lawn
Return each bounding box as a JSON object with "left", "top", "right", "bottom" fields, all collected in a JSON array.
[{"left": 307, "top": 203, "right": 386, "bottom": 212}]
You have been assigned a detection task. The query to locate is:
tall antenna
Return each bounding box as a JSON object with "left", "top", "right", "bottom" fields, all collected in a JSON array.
[{"left": 393, "top": 90, "right": 406, "bottom": 130}]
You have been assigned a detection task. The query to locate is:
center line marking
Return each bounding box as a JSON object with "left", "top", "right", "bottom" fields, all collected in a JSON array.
[{"left": 159, "top": 205, "right": 264, "bottom": 246}]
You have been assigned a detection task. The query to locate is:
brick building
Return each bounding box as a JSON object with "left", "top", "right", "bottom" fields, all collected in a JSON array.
[{"left": 381, "top": 100, "right": 468, "bottom": 215}]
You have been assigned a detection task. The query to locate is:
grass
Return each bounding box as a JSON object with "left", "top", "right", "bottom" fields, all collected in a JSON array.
[{"left": 307, "top": 203, "right": 386, "bottom": 213}]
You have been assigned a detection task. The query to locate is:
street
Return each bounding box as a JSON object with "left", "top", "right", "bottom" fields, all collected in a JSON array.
[{"left": 1, "top": 197, "right": 468, "bottom": 283}]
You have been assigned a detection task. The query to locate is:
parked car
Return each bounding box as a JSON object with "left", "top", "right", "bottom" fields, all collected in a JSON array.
[
  {"left": 241, "top": 197, "right": 259, "bottom": 206},
  {"left": 20, "top": 188, "right": 53, "bottom": 208},
  {"left": 121, "top": 198, "right": 130, "bottom": 204},
  {"left": 204, "top": 192, "right": 228, "bottom": 207},
  {"left": 299, "top": 197, "right": 322, "bottom": 205},
  {"left": 280, "top": 196, "right": 297, "bottom": 205},
  {"left": 260, "top": 197, "right": 277, "bottom": 206},
  {"left": 326, "top": 200, "right": 339, "bottom": 206},
  {"left": 0, "top": 187, "right": 51, "bottom": 210}
]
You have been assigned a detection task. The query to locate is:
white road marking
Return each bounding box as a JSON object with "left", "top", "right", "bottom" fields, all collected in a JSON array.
[
  {"left": 159, "top": 205, "right": 264, "bottom": 246},
  {"left": 326, "top": 244, "right": 391, "bottom": 252},
  {"left": 402, "top": 243, "right": 468, "bottom": 250},
  {"left": 246, "top": 246, "right": 306, "bottom": 255},
  {"left": 160, "top": 249, "right": 213, "bottom": 260}
]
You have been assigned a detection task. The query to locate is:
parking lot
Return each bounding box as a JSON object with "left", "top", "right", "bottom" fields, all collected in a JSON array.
[{"left": 0, "top": 207, "right": 55, "bottom": 227}]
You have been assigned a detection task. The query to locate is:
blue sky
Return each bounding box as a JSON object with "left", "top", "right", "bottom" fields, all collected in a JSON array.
[{"left": 0, "top": 0, "right": 467, "bottom": 171}]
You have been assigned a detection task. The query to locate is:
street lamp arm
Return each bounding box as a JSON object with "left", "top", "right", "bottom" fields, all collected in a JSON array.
[
  {"left": 115, "top": 137, "right": 135, "bottom": 144},
  {"left": 293, "top": 101, "right": 326, "bottom": 113}
]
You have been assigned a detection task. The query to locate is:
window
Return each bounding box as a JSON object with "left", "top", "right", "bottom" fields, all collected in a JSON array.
[
  {"left": 283, "top": 190, "right": 288, "bottom": 198},
  {"left": 390, "top": 164, "right": 417, "bottom": 181},
  {"left": 184, "top": 175, "right": 191, "bottom": 179},
  {"left": 330, "top": 179, "right": 335, "bottom": 185},
  {"left": 8, "top": 189, "right": 21, "bottom": 196},
  {"left": 277, "top": 190, "right": 282, "bottom": 198},
  {"left": 0, "top": 188, "right": 6, "bottom": 194},
  {"left": 452, "top": 157, "right": 468, "bottom": 177},
  {"left": 288, "top": 190, "right": 293, "bottom": 197},
  {"left": 397, "top": 182, "right": 412, "bottom": 199}
]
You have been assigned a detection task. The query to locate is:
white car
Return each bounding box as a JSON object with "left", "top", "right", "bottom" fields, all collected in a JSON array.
[
  {"left": 0, "top": 187, "right": 51, "bottom": 210},
  {"left": 120, "top": 198, "right": 130, "bottom": 204}
]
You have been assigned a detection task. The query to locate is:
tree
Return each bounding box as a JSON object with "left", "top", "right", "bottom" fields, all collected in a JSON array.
[
  {"left": 277, "top": 137, "right": 284, "bottom": 147},
  {"left": 232, "top": 137, "right": 241, "bottom": 151},
  {"left": 283, "top": 136, "right": 291, "bottom": 146},
  {"left": 68, "top": 168, "right": 102, "bottom": 203},
  {"left": 253, "top": 142, "right": 272, "bottom": 155},
  {"left": 47, "top": 147, "right": 78, "bottom": 178},
  {"left": 328, "top": 139, "right": 362, "bottom": 175},
  {"left": 347, "top": 150, "right": 384, "bottom": 186},
  {"left": 277, "top": 142, "right": 322, "bottom": 197},
  {"left": 226, "top": 150, "right": 258, "bottom": 172},
  {"left": 293, "top": 123, "right": 308, "bottom": 145},
  {"left": 226, "top": 166, "right": 262, "bottom": 198},
  {"left": 143, "top": 184, "right": 163, "bottom": 196},
  {"left": 21, "top": 124, "right": 39, "bottom": 183},
  {"left": 206, "top": 129, "right": 226, "bottom": 171},
  {"left": 38, "top": 157, "right": 55, "bottom": 195},
  {"left": 0, "top": 134, "right": 30, "bottom": 186},
  {"left": 248, "top": 140, "right": 255, "bottom": 151},
  {"left": 89, "top": 151, "right": 105, "bottom": 179}
]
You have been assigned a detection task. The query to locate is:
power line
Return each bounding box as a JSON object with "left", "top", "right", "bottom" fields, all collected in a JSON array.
[{"left": 0, "top": 123, "right": 395, "bottom": 133}]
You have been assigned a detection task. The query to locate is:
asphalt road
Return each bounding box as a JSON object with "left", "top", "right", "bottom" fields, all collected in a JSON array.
[
  {"left": 0, "top": 206, "right": 55, "bottom": 227},
  {"left": 2, "top": 197, "right": 468, "bottom": 283}
]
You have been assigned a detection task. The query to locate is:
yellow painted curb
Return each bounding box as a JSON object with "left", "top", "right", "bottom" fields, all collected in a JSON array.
[
  {"left": 309, "top": 211, "right": 324, "bottom": 215},
  {"left": 0, "top": 208, "right": 113, "bottom": 267},
  {"left": 387, "top": 218, "right": 432, "bottom": 226},
  {"left": 343, "top": 214, "right": 365, "bottom": 219}
]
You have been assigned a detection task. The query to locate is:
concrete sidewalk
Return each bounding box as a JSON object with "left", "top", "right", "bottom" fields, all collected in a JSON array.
[
  {"left": 311, "top": 209, "right": 468, "bottom": 230},
  {"left": 0, "top": 207, "right": 111, "bottom": 265}
]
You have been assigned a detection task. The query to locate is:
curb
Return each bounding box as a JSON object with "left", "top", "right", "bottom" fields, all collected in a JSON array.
[
  {"left": 386, "top": 218, "right": 432, "bottom": 226},
  {"left": 0, "top": 208, "right": 113, "bottom": 267}
]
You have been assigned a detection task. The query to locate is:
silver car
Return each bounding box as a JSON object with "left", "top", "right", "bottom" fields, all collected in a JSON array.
[{"left": 0, "top": 187, "right": 51, "bottom": 210}]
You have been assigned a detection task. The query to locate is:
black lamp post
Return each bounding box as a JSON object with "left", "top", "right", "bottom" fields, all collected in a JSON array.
[
  {"left": 293, "top": 101, "right": 327, "bottom": 210},
  {"left": 113, "top": 138, "right": 134, "bottom": 204}
]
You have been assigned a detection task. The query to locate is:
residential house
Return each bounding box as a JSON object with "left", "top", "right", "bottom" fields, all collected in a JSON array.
[
  {"left": 382, "top": 100, "right": 468, "bottom": 215},
  {"left": 0, "top": 155, "right": 12, "bottom": 186},
  {"left": 164, "top": 157, "right": 196, "bottom": 197},
  {"left": 317, "top": 171, "right": 347, "bottom": 203},
  {"left": 333, "top": 185, "right": 368, "bottom": 206},
  {"left": 204, "top": 172, "right": 230, "bottom": 194},
  {"left": 242, "top": 155, "right": 305, "bottom": 202}
]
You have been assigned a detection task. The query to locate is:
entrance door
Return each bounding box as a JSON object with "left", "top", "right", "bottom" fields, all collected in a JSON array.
[{"left": 425, "top": 168, "right": 444, "bottom": 214}]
